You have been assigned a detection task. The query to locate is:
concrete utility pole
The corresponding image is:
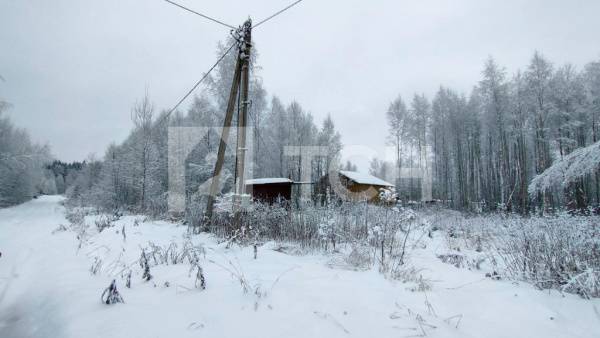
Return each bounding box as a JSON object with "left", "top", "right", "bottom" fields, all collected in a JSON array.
[{"left": 204, "top": 19, "right": 252, "bottom": 229}]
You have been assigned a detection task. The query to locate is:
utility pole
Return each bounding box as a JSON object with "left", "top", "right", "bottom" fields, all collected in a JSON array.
[
  {"left": 204, "top": 19, "right": 252, "bottom": 229},
  {"left": 203, "top": 58, "right": 241, "bottom": 228},
  {"left": 163, "top": 0, "right": 305, "bottom": 231},
  {"left": 234, "top": 19, "right": 252, "bottom": 214}
]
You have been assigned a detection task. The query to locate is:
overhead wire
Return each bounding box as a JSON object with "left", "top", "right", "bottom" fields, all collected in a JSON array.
[
  {"left": 253, "top": 0, "right": 304, "bottom": 28},
  {"left": 158, "top": 0, "right": 306, "bottom": 213},
  {"left": 159, "top": 42, "right": 237, "bottom": 125},
  {"left": 160, "top": 0, "right": 306, "bottom": 126},
  {"left": 163, "top": 0, "right": 304, "bottom": 30},
  {"left": 163, "top": 0, "right": 236, "bottom": 29}
]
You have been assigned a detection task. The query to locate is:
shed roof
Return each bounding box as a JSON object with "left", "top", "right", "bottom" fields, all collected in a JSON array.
[
  {"left": 339, "top": 170, "right": 394, "bottom": 187},
  {"left": 245, "top": 178, "right": 293, "bottom": 185}
]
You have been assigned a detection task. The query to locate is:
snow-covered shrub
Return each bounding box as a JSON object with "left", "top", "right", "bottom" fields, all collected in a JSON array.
[
  {"left": 424, "top": 210, "right": 497, "bottom": 253},
  {"left": 94, "top": 214, "right": 117, "bottom": 232},
  {"left": 368, "top": 206, "right": 419, "bottom": 271},
  {"left": 561, "top": 269, "right": 600, "bottom": 299},
  {"left": 65, "top": 207, "right": 86, "bottom": 226},
  {"left": 207, "top": 198, "right": 430, "bottom": 278},
  {"left": 187, "top": 249, "right": 206, "bottom": 290},
  {"left": 493, "top": 215, "right": 600, "bottom": 298},
  {"left": 318, "top": 216, "right": 338, "bottom": 251},
  {"left": 411, "top": 275, "right": 433, "bottom": 292},
  {"left": 140, "top": 240, "right": 206, "bottom": 267},
  {"left": 326, "top": 243, "right": 373, "bottom": 271},
  {"left": 437, "top": 254, "right": 466, "bottom": 268},
  {"left": 125, "top": 270, "right": 132, "bottom": 288},
  {"left": 135, "top": 241, "right": 206, "bottom": 285},
  {"left": 344, "top": 244, "right": 372, "bottom": 270},
  {"left": 432, "top": 210, "right": 600, "bottom": 298},
  {"left": 185, "top": 194, "right": 208, "bottom": 231},
  {"left": 272, "top": 243, "right": 309, "bottom": 256},
  {"left": 193, "top": 265, "right": 206, "bottom": 290},
  {"left": 379, "top": 187, "right": 398, "bottom": 204},
  {"left": 211, "top": 200, "right": 316, "bottom": 247},
  {"left": 437, "top": 251, "right": 488, "bottom": 271},
  {"left": 388, "top": 264, "right": 430, "bottom": 291},
  {"left": 140, "top": 249, "right": 153, "bottom": 281},
  {"left": 64, "top": 206, "right": 95, "bottom": 248},
  {"left": 101, "top": 280, "right": 124, "bottom": 305}
]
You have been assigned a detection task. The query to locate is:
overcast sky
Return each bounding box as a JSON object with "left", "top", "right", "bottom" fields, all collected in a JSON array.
[{"left": 1, "top": 0, "right": 599, "bottom": 169}]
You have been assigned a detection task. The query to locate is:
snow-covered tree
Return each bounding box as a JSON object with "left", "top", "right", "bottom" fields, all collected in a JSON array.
[
  {"left": 529, "top": 140, "right": 600, "bottom": 211},
  {"left": 0, "top": 102, "right": 52, "bottom": 206},
  {"left": 386, "top": 95, "right": 409, "bottom": 189}
]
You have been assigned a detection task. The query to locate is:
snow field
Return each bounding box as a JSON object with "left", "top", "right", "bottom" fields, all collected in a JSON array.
[{"left": 1, "top": 196, "right": 599, "bottom": 338}]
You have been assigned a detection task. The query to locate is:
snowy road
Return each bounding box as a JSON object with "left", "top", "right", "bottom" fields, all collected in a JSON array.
[
  {"left": 1, "top": 196, "right": 599, "bottom": 338},
  {"left": 0, "top": 196, "right": 86, "bottom": 337}
]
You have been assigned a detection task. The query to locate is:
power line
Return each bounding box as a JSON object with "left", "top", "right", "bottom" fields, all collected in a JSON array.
[
  {"left": 159, "top": 0, "right": 306, "bottom": 125},
  {"left": 160, "top": 42, "right": 237, "bottom": 124},
  {"left": 254, "top": 0, "right": 304, "bottom": 28},
  {"left": 163, "top": 0, "right": 236, "bottom": 30}
]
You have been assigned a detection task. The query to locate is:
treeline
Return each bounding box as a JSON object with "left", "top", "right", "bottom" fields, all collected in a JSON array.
[
  {"left": 378, "top": 52, "right": 600, "bottom": 214},
  {"left": 0, "top": 101, "right": 54, "bottom": 206},
  {"left": 46, "top": 160, "right": 92, "bottom": 195},
  {"left": 68, "top": 40, "right": 343, "bottom": 220}
]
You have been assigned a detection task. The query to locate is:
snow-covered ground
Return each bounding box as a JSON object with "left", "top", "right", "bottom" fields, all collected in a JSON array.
[{"left": 1, "top": 196, "right": 599, "bottom": 338}]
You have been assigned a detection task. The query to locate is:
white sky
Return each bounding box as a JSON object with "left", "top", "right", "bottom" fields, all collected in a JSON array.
[{"left": 1, "top": 0, "right": 599, "bottom": 169}]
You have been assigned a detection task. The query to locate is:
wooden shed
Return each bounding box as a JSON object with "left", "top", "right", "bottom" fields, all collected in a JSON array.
[
  {"left": 338, "top": 170, "right": 394, "bottom": 203},
  {"left": 245, "top": 178, "right": 293, "bottom": 204}
]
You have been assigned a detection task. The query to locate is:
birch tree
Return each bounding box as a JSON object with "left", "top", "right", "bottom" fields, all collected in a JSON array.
[{"left": 387, "top": 95, "right": 409, "bottom": 191}]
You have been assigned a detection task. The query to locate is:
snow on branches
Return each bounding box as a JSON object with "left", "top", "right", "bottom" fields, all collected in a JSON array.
[{"left": 529, "top": 140, "right": 600, "bottom": 195}]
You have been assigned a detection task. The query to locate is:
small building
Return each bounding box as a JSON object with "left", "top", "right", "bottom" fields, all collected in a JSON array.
[
  {"left": 338, "top": 170, "right": 394, "bottom": 203},
  {"left": 245, "top": 178, "right": 293, "bottom": 204}
]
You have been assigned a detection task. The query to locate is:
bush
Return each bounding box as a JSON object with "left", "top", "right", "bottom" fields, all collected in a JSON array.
[
  {"left": 493, "top": 215, "right": 600, "bottom": 298},
  {"left": 429, "top": 210, "right": 600, "bottom": 298},
  {"left": 95, "top": 214, "right": 118, "bottom": 232}
]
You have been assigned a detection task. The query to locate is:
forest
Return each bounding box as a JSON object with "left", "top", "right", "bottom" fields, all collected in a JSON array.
[
  {"left": 4, "top": 47, "right": 600, "bottom": 218},
  {"left": 377, "top": 52, "right": 600, "bottom": 215}
]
